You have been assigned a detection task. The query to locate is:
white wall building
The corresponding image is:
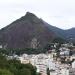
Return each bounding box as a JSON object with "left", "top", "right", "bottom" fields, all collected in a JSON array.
[
  {"left": 18, "top": 53, "right": 72, "bottom": 75},
  {"left": 72, "top": 60, "right": 75, "bottom": 68},
  {"left": 61, "top": 68, "right": 69, "bottom": 75},
  {"left": 0, "top": 45, "right": 2, "bottom": 48},
  {"left": 50, "top": 71, "right": 57, "bottom": 75}
]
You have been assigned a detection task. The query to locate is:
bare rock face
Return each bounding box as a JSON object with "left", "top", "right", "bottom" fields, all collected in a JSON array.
[
  {"left": 0, "top": 12, "right": 55, "bottom": 49},
  {"left": 31, "top": 38, "right": 40, "bottom": 49}
]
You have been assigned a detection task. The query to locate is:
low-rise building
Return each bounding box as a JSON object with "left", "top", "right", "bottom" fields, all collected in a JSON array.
[
  {"left": 72, "top": 60, "right": 75, "bottom": 68},
  {"left": 69, "top": 68, "right": 75, "bottom": 75}
]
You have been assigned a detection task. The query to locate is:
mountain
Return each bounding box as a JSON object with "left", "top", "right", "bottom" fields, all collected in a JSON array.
[
  {"left": 42, "top": 20, "right": 75, "bottom": 43},
  {"left": 66, "top": 28, "right": 75, "bottom": 38},
  {"left": 0, "top": 12, "right": 75, "bottom": 49},
  {"left": 65, "top": 28, "right": 75, "bottom": 42},
  {"left": 0, "top": 12, "right": 57, "bottom": 49}
]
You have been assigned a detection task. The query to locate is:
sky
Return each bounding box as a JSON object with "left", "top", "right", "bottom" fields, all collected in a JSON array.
[{"left": 0, "top": 0, "right": 75, "bottom": 30}]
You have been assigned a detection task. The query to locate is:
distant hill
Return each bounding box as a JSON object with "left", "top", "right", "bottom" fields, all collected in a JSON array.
[
  {"left": 65, "top": 28, "right": 75, "bottom": 42},
  {"left": 0, "top": 12, "right": 75, "bottom": 49}
]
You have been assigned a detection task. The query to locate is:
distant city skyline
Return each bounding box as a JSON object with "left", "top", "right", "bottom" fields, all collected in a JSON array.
[{"left": 0, "top": 0, "right": 75, "bottom": 29}]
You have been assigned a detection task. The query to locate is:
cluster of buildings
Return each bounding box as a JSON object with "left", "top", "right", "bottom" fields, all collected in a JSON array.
[{"left": 7, "top": 43, "right": 75, "bottom": 75}]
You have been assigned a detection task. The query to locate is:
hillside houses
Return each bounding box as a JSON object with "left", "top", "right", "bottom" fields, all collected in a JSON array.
[{"left": 5, "top": 43, "right": 75, "bottom": 75}]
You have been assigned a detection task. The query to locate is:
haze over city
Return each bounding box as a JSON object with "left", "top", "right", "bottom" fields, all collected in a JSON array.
[{"left": 0, "top": 0, "right": 75, "bottom": 29}]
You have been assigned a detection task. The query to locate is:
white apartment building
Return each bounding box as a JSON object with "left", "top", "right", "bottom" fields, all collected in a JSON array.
[
  {"left": 18, "top": 53, "right": 74, "bottom": 75},
  {"left": 34, "top": 54, "right": 49, "bottom": 75},
  {"left": 72, "top": 60, "right": 75, "bottom": 68},
  {"left": 50, "top": 71, "right": 57, "bottom": 75},
  {"left": 61, "top": 68, "right": 69, "bottom": 75}
]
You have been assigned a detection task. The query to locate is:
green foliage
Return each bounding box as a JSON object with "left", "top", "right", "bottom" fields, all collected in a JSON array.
[
  {"left": 45, "top": 43, "right": 55, "bottom": 50},
  {"left": 47, "top": 68, "right": 50, "bottom": 75},
  {"left": 0, "top": 48, "right": 47, "bottom": 55},
  {"left": 55, "top": 44, "right": 61, "bottom": 57},
  {"left": 0, "top": 54, "right": 37, "bottom": 75},
  {"left": 53, "top": 37, "right": 66, "bottom": 44},
  {"left": 0, "top": 69, "right": 13, "bottom": 75},
  {"left": 0, "top": 54, "right": 8, "bottom": 69},
  {"left": 18, "top": 68, "right": 31, "bottom": 75}
]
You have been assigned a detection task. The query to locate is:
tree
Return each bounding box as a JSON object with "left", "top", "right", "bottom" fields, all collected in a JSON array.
[
  {"left": 0, "top": 69, "right": 13, "bottom": 75},
  {"left": 53, "top": 37, "right": 66, "bottom": 44},
  {"left": 23, "top": 64, "right": 37, "bottom": 75},
  {"left": 0, "top": 54, "right": 8, "bottom": 69},
  {"left": 18, "top": 68, "right": 31, "bottom": 75},
  {"left": 55, "top": 43, "right": 61, "bottom": 57},
  {"left": 47, "top": 68, "right": 50, "bottom": 75},
  {"left": 0, "top": 54, "right": 37, "bottom": 75}
]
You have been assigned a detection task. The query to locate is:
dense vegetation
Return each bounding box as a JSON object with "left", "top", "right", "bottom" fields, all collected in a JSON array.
[
  {"left": 0, "top": 37, "right": 66, "bottom": 55},
  {"left": 0, "top": 48, "right": 48, "bottom": 55},
  {"left": 52, "top": 37, "right": 66, "bottom": 44},
  {"left": 0, "top": 54, "right": 37, "bottom": 75}
]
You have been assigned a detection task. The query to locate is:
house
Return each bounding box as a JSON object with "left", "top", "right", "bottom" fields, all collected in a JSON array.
[
  {"left": 35, "top": 54, "right": 48, "bottom": 75},
  {"left": 0, "top": 45, "right": 2, "bottom": 48},
  {"left": 61, "top": 43, "right": 73, "bottom": 48},
  {"left": 69, "top": 68, "right": 75, "bottom": 75},
  {"left": 50, "top": 70, "right": 57, "bottom": 75},
  {"left": 72, "top": 60, "right": 75, "bottom": 68},
  {"left": 59, "top": 47, "right": 70, "bottom": 56},
  {"left": 18, "top": 57, "right": 30, "bottom": 64},
  {"left": 61, "top": 68, "right": 69, "bottom": 75}
]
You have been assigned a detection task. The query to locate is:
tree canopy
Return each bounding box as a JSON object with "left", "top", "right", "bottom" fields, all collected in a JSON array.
[{"left": 0, "top": 54, "right": 37, "bottom": 75}]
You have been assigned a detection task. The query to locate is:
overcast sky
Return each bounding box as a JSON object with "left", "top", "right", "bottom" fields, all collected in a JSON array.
[{"left": 0, "top": 0, "right": 75, "bottom": 29}]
